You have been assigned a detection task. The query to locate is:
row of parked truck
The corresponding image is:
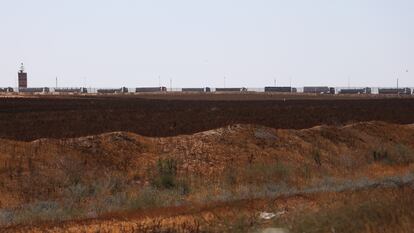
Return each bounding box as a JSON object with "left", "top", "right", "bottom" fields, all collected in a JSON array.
[{"left": 0, "top": 86, "right": 413, "bottom": 95}]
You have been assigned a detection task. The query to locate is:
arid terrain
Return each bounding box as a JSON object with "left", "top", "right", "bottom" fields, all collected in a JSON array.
[{"left": 1, "top": 95, "right": 414, "bottom": 232}]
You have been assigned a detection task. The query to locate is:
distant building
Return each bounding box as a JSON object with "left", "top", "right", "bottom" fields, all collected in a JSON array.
[{"left": 18, "top": 63, "right": 27, "bottom": 89}]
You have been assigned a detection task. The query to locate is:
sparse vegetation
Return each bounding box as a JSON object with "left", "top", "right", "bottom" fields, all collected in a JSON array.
[
  {"left": 394, "top": 144, "right": 414, "bottom": 165},
  {"left": 284, "top": 188, "right": 414, "bottom": 233},
  {"left": 2, "top": 120, "right": 414, "bottom": 232},
  {"left": 313, "top": 149, "right": 322, "bottom": 167},
  {"left": 245, "top": 161, "right": 292, "bottom": 184},
  {"left": 151, "top": 158, "right": 190, "bottom": 195},
  {"left": 0, "top": 201, "right": 79, "bottom": 227},
  {"left": 299, "top": 164, "right": 313, "bottom": 181},
  {"left": 152, "top": 158, "right": 179, "bottom": 189},
  {"left": 372, "top": 144, "right": 414, "bottom": 165},
  {"left": 372, "top": 147, "right": 390, "bottom": 163}
]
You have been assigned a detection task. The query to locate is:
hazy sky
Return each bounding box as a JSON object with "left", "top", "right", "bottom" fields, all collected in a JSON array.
[{"left": 0, "top": 0, "right": 413, "bottom": 88}]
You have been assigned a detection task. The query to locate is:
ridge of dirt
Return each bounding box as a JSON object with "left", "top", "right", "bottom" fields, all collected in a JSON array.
[
  {"left": 1, "top": 121, "right": 413, "bottom": 206},
  {"left": 1, "top": 121, "right": 414, "bottom": 232}
]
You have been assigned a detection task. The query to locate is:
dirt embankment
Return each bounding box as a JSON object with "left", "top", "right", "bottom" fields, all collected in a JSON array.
[
  {"left": 1, "top": 97, "right": 414, "bottom": 141},
  {"left": 0, "top": 121, "right": 413, "bottom": 206},
  {"left": 0, "top": 121, "right": 414, "bottom": 232}
]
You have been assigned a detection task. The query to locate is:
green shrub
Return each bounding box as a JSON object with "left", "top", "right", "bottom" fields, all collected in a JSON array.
[
  {"left": 300, "top": 164, "right": 312, "bottom": 180},
  {"left": 224, "top": 167, "right": 238, "bottom": 186},
  {"left": 372, "top": 149, "right": 389, "bottom": 163},
  {"left": 372, "top": 144, "right": 414, "bottom": 165},
  {"left": 151, "top": 158, "right": 178, "bottom": 189},
  {"left": 313, "top": 149, "right": 322, "bottom": 167},
  {"left": 150, "top": 158, "right": 190, "bottom": 194}
]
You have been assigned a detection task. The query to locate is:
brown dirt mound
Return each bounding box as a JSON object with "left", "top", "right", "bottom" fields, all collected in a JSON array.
[{"left": 1, "top": 121, "right": 413, "bottom": 209}]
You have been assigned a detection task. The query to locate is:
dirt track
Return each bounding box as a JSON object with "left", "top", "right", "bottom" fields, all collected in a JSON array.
[{"left": 1, "top": 95, "right": 414, "bottom": 141}]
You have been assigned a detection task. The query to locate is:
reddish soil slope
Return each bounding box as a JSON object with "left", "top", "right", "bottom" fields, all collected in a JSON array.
[{"left": 1, "top": 121, "right": 413, "bottom": 208}]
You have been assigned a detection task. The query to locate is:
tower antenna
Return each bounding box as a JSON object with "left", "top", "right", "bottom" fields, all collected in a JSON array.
[
  {"left": 397, "top": 77, "right": 399, "bottom": 96},
  {"left": 20, "top": 63, "right": 25, "bottom": 72}
]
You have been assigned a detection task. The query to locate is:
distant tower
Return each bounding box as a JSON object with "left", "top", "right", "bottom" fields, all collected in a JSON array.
[{"left": 18, "top": 63, "right": 27, "bottom": 89}]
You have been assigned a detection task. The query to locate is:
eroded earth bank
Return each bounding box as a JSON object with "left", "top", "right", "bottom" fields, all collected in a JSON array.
[{"left": 1, "top": 121, "right": 414, "bottom": 233}]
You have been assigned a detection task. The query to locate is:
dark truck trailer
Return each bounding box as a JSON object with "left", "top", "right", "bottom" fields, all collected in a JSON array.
[
  {"left": 97, "top": 89, "right": 117, "bottom": 94},
  {"left": 0, "top": 87, "right": 14, "bottom": 92},
  {"left": 182, "top": 87, "right": 211, "bottom": 93},
  {"left": 135, "top": 87, "right": 167, "bottom": 93},
  {"left": 215, "top": 88, "right": 247, "bottom": 92},
  {"left": 339, "top": 89, "right": 363, "bottom": 94},
  {"left": 264, "top": 86, "right": 296, "bottom": 93},
  {"left": 378, "top": 88, "right": 411, "bottom": 95},
  {"left": 97, "top": 87, "right": 128, "bottom": 94},
  {"left": 339, "top": 88, "right": 371, "bottom": 94},
  {"left": 19, "top": 87, "right": 49, "bottom": 93},
  {"left": 303, "top": 86, "right": 331, "bottom": 94},
  {"left": 55, "top": 88, "right": 88, "bottom": 94}
]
